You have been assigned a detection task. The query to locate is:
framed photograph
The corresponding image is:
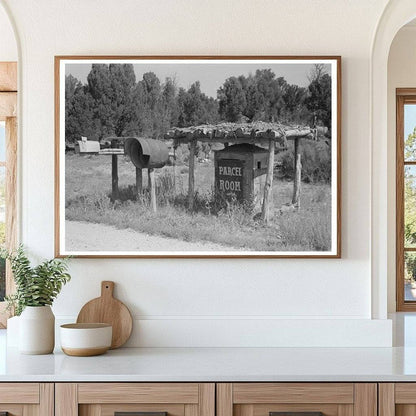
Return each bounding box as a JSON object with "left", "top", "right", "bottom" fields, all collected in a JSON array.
[{"left": 55, "top": 56, "right": 341, "bottom": 258}]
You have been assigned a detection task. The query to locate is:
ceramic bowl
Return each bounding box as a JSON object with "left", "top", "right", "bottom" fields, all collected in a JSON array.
[{"left": 60, "top": 323, "right": 112, "bottom": 356}]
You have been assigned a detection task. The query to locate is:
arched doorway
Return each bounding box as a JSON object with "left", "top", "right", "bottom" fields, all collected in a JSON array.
[
  {"left": 0, "top": 0, "right": 18, "bottom": 327},
  {"left": 371, "top": 0, "right": 416, "bottom": 319}
]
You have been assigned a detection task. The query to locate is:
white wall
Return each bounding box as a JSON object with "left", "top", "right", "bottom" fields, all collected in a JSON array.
[
  {"left": 0, "top": 0, "right": 393, "bottom": 346},
  {"left": 387, "top": 25, "right": 416, "bottom": 312},
  {"left": 0, "top": 3, "right": 17, "bottom": 61}
]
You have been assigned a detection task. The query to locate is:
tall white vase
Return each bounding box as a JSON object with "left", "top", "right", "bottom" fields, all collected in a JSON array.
[
  {"left": 19, "top": 306, "right": 55, "bottom": 354},
  {"left": 6, "top": 315, "right": 20, "bottom": 347}
]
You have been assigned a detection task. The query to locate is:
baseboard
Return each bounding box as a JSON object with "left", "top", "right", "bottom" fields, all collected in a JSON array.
[{"left": 55, "top": 317, "right": 392, "bottom": 347}]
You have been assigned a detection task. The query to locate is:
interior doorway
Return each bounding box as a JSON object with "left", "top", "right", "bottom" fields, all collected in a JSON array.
[
  {"left": 0, "top": 62, "right": 17, "bottom": 327},
  {"left": 0, "top": 2, "right": 19, "bottom": 327},
  {"left": 387, "top": 19, "right": 416, "bottom": 312}
]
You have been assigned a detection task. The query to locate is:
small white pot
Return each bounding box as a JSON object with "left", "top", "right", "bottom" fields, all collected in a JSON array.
[
  {"left": 60, "top": 323, "right": 112, "bottom": 356},
  {"left": 19, "top": 306, "right": 55, "bottom": 355}
]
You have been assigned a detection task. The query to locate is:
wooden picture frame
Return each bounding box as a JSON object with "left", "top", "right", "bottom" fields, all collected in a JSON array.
[
  {"left": 55, "top": 56, "right": 341, "bottom": 258},
  {"left": 396, "top": 88, "right": 416, "bottom": 311}
]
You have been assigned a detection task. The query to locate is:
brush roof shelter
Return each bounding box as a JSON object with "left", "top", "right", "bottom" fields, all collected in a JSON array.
[{"left": 165, "top": 122, "right": 326, "bottom": 223}]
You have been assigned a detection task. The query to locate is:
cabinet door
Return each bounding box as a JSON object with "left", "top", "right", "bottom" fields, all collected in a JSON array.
[
  {"left": 0, "top": 383, "right": 53, "bottom": 416},
  {"left": 56, "top": 383, "right": 215, "bottom": 416},
  {"left": 379, "top": 383, "right": 416, "bottom": 416},
  {"left": 217, "top": 383, "right": 377, "bottom": 416}
]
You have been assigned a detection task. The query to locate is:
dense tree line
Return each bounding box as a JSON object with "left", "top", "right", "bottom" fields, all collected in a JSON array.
[
  {"left": 218, "top": 65, "right": 331, "bottom": 128},
  {"left": 65, "top": 63, "right": 331, "bottom": 144}
]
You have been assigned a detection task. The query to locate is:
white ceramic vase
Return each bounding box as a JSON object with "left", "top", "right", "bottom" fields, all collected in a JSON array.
[
  {"left": 6, "top": 315, "right": 20, "bottom": 347},
  {"left": 19, "top": 306, "right": 55, "bottom": 354}
]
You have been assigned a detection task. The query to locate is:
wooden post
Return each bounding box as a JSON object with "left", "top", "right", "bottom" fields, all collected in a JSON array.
[
  {"left": 292, "top": 137, "right": 302, "bottom": 209},
  {"left": 135, "top": 167, "right": 142, "bottom": 195},
  {"left": 111, "top": 154, "right": 119, "bottom": 201},
  {"left": 188, "top": 140, "right": 196, "bottom": 210},
  {"left": 261, "top": 139, "right": 275, "bottom": 224},
  {"left": 173, "top": 145, "right": 177, "bottom": 192},
  {"left": 149, "top": 168, "right": 157, "bottom": 213},
  {"left": 148, "top": 168, "right": 151, "bottom": 190}
]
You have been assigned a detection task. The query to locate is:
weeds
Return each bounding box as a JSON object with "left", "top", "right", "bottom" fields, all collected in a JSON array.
[{"left": 65, "top": 154, "right": 332, "bottom": 251}]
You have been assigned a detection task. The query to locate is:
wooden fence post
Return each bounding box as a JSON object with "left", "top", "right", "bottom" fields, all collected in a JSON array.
[
  {"left": 292, "top": 137, "right": 302, "bottom": 208},
  {"left": 111, "top": 154, "right": 119, "bottom": 201},
  {"left": 173, "top": 145, "right": 177, "bottom": 192},
  {"left": 261, "top": 139, "right": 275, "bottom": 224},
  {"left": 188, "top": 140, "right": 196, "bottom": 210},
  {"left": 136, "top": 167, "right": 142, "bottom": 195},
  {"left": 149, "top": 168, "right": 157, "bottom": 213}
]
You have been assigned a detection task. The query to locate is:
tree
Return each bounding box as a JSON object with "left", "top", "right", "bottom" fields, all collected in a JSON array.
[
  {"left": 87, "top": 64, "right": 113, "bottom": 138},
  {"left": 109, "top": 64, "right": 137, "bottom": 136},
  {"left": 405, "top": 166, "right": 416, "bottom": 246},
  {"left": 65, "top": 74, "right": 79, "bottom": 101},
  {"left": 162, "top": 77, "right": 179, "bottom": 127},
  {"left": 243, "top": 75, "right": 263, "bottom": 121},
  {"left": 219, "top": 70, "right": 297, "bottom": 123},
  {"left": 405, "top": 126, "right": 416, "bottom": 161},
  {"left": 177, "top": 82, "right": 219, "bottom": 127},
  {"left": 184, "top": 81, "right": 204, "bottom": 125},
  {"left": 141, "top": 71, "right": 161, "bottom": 110},
  {"left": 218, "top": 76, "right": 246, "bottom": 122},
  {"left": 282, "top": 84, "right": 308, "bottom": 123},
  {"left": 87, "top": 63, "right": 136, "bottom": 137},
  {"left": 305, "top": 65, "right": 332, "bottom": 128},
  {"left": 405, "top": 127, "right": 416, "bottom": 246},
  {"left": 65, "top": 75, "right": 96, "bottom": 144},
  {"left": 307, "top": 63, "right": 327, "bottom": 84}
]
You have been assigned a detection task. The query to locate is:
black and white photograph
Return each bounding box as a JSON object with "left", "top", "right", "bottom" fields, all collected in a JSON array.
[{"left": 55, "top": 56, "right": 341, "bottom": 257}]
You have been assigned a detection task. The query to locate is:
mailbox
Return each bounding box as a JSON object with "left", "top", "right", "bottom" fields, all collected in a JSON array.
[
  {"left": 75, "top": 137, "right": 100, "bottom": 154},
  {"left": 214, "top": 143, "right": 268, "bottom": 208},
  {"left": 124, "top": 137, "right": 169, "bottom": 169}
]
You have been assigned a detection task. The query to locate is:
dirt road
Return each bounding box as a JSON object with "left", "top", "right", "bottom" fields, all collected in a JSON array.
[{"left": 65, "top": 220, "right": 238, "bottom": 252}]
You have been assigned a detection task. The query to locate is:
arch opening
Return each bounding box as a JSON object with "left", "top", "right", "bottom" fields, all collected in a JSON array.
[{"left": 371, "top": 0, "right": 416, "bottom": 320}]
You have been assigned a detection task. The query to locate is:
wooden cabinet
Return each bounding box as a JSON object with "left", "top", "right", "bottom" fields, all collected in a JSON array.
[
  {"left": 378, "top": 383, "right": 416, "bottom": 416},
  {"left": 0, "top": 383, "right": 53, "bottom": 416},
  {"left": 0, "top": 381, "right": 387, "bottom": 416},
  {"left": 55, "top": 383, "right": 215, "bottom": 416},
  {"left": 217, "top": 383, "right": 377, "bottom": 416}
]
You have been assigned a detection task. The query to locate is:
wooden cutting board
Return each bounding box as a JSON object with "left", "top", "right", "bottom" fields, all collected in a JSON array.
[{"left": 76, "top": 281, "right": 133, "bottom": 349}]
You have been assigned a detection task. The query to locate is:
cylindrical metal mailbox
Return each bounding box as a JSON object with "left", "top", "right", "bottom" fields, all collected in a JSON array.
[{"left": 124, "top": 137, "right": 169, "bottom": 169}]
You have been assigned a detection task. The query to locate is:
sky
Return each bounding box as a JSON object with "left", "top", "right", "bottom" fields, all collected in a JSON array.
[
  {"left": 66, "top": 61, "right": 328, "bottom": 99},
  {"left": 405, "top": 104, "right": 416, "bottom": 140}
]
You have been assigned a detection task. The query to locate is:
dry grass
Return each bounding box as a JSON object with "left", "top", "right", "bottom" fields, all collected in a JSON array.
[{"left": 65, "top": 153, "right": 332, "bottom": 252}]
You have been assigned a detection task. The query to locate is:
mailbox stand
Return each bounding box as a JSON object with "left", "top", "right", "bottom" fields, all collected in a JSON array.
[
  {"left": 166, "top": 123, "right": 325, "bottom": 223},
  {"left": 111, "top": 153, "right": 119, "bottom": 201},
  {"left": 94, "top": 137, "right": 169, "bottom": 212},
  {"left": 136, "top": 167, "right": 142, "bottom": 194},
  {"left": 99, "top": 150, "right": 158, "bottom": 211},
  {"left": 95, "top": 148, "right": 124, "bottom": 202}
]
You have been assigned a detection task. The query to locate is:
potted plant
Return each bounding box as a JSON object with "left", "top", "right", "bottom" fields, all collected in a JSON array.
[{"left": 1, "top": 245, "right": 71, "bottom": 354}]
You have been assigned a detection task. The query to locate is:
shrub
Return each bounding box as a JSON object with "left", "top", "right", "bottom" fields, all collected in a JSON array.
[{"left": 279, "top": 139, "right": 331, "bottom": 183}]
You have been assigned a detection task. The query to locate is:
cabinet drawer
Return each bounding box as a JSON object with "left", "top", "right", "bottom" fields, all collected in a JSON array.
[
  {"left": 379, "top": 383, "right": 416, "bottom": 416},
  {"left": 217, "top": 383, "right": 376, "bottom": 416},
  {"left": 56, "top": 383, "right": 215, "bottom": 416}
]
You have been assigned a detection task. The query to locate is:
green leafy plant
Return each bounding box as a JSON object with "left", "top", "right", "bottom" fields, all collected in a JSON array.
[{"left": 0, "top": 245, "right": 71, "bottom": 316}]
